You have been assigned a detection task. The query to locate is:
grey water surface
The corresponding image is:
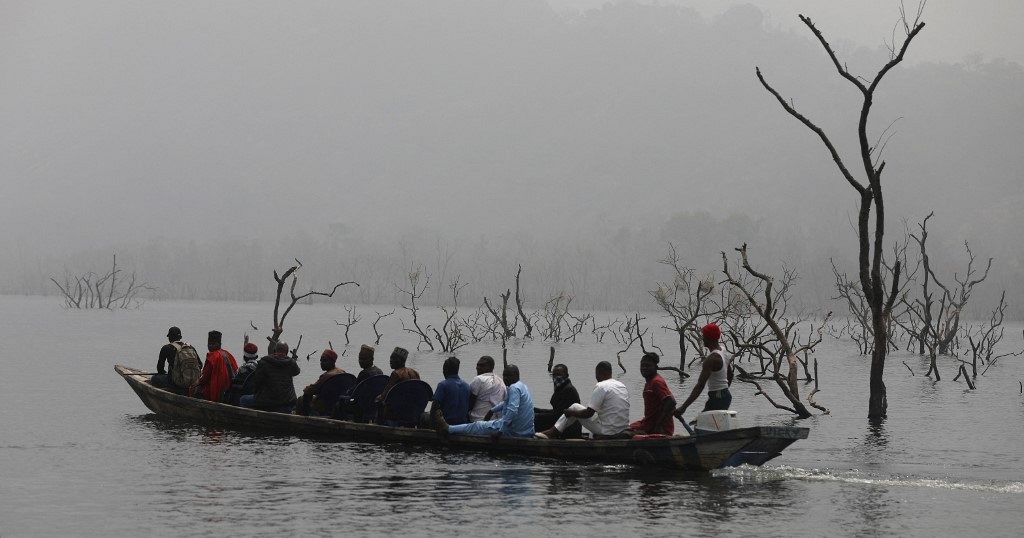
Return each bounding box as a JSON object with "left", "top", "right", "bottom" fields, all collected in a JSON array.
[{"left": 1, "top": 295, "right": 1022, "bottom": 537}]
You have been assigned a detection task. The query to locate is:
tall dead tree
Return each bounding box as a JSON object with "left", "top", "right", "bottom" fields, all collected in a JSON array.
[
  {"left": 269, "top": 259, "right": 357, "bottom": 345},
  {"left": 514, "top": 264, "right": 534, "bottom": 338},
  {"left": 722, "top": 244, "right": 825, "bottom": 418},
  {"left": 756, "top": 4, "right": 925, "bottom": 418},
  {"left": 396, "top": 265, "right": 433, "bottom": 350},
  {"left": 650, "top": 243, "right": 721, "bottom": 371}
]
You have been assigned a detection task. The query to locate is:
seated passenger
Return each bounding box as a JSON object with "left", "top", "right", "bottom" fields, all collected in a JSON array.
[
  {"left": 240, "top": 341, "right": 300, "bottom": 413},
  {"left": 192, "top": 330, "right": 239, "bottom": 402},
  {"left": 356, "top": 345, "right": 383, "bottom": 382},
  {"left": 377, "top": 346, "right": 420, "bottom": 421},
  {"left": 296, "top": 348, "right": 346, "bottom": 416},
  {"left": 624, "top": 353, "right": 676, "bottom": 436},
  {"left": 151, "top": 326, "right": 201, "bottom": 391},
  {"left": 535, "top": 361, "right": 629, "bottom": 439},
  {"left": 434, "top": 364, "right": 534, "bottom": 439},
  {"left": 534, "top": 363, "right": 583, "bottom": 438},
  {"left": 430, "top": 357, "right": 470, "bottom": 425},
  {"left": 381, "top": 347, "right": 418, "bottom": 394},
  {"left": 225, "top": 341, "right": 260, "bottom": 405},
  {"left": 468, "top": 355, "right": 506, "bottom": 422}
]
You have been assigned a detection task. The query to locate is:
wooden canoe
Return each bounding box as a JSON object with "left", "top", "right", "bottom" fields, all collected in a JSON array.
[{"left": 116, "top": 365, "right": 808, "bottom": 472}]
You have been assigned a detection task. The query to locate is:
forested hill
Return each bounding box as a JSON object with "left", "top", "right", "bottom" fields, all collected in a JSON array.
[{"left": 2, "top": 1, "right": 1021, "bottom": 317}]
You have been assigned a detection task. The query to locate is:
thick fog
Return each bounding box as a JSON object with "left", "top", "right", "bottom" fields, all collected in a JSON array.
[{"left": 2, "top": 1, "right": 1022, "bottom": 317}]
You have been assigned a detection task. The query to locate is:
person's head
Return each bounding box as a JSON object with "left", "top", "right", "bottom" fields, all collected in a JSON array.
[
  {"left": 243, "top": 342, "right": 259, "bottom": 361},
  {"left": 595, "top": 361, "right": 613, "bottom": 382},
  {"left": 701, "top": 323, "right": 722, "bottom": 349},
  {"left": 390, "top": 347, "right": 409, "bottom": 369},
  {"left": 502, "top": 364, "right": 520, "bottom": 386},
  {"left": 639, "top": 353, "right": 659, "bottom": 380},
  {"left": 358, "top": 345, "right": 375, "bottom": 369},
  {"left": 477, "top": 355, "right": 495, "bottom": 375},
  {"left": 320, "top": 348, "right": 338, "bottom": 371},
  {"left": 443, "top": 356, "right": 460, "bottom": 378},
  {"left": 207, "top": 330, "right": 222, "bottom": 352},
  {"left": 167, "top": 326, "right": 182, "bottom": 343},
  {"left": 551, "top": 363, "right": 569, "bottom": 382},
  {"left": 272, "top": 341, "right": 289, "bottom": 357}
]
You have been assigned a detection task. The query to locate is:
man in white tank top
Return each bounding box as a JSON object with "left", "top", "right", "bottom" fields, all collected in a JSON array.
[{"left": 673, "top": 323, "right": 733, "bottom": 421}]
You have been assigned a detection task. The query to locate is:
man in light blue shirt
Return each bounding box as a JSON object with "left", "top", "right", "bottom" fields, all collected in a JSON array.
[{"left": 434, "top": 364, "right": 534, "bottom": 439}]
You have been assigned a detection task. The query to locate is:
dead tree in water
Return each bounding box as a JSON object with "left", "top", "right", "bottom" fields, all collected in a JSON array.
[
  {"left": 396, "top": 265, "right": 433, "bottom": 351},
  {"left": 514, "top": 264, "right": 534, "bottom": 338},
  {"left": 269, "top": 259, "right": 357, "bottom": 346},
  {"left": 650, "top": 243, "right": 721, "bottom": 371},
  {"left": 900, "top": 213, "right": 995, "bottom": 380},
  {"left": 482, "top": 288, "right": 516, "bottom": 340},
  {"left": 50, "top": 253, "right": 154, "bottom": 309},
  {"left": 969, "top": 293, "right": 1023, "bottom": 378},
  {"left": 722, "top": 244, "right": 824, "bottom": 418},
  {"left": 431, "top": 276, "right": 470, "bottom": 353},
  {"left": 334, "top": 305, "right": 361, "bottom": 346},
  {"left": 756, "top": 4, "right": 925, "bottom": 418},
  {"left": 371, "top": 309, "right": 395, "bottom": 345}
]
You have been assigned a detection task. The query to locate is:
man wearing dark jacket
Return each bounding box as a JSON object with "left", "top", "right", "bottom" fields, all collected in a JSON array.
[
  {"left": 152, "top": 326, "right": 190, "bottom": 389},
  {"left": 240, "top": 341, "right": 300, "bottom": 413},
  {"left": 534, "top": 363, "right": 583, "bottom": 438}
]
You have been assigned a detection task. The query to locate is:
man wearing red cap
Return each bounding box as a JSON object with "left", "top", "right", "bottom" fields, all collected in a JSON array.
[
  {"left": 297, "top": 348, "right": 346, "bottom": 415},
  {"left": 674, "top": 323, "right": 733, "bottom": 420},
  {"left": 225, "top": 341, "right": 261, "bottom": 405}
]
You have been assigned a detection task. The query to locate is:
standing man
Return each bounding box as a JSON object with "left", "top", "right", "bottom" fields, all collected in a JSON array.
[
  {"left": 193, "top": 330, "right": 238, "bottom": 402},
  {"left": 674, "top": 323, "right": 733, "bottom": 421},
  {"left": 535, "top": 361, "right": 629, "bottom": 439},
  {"left": 241, "top": 341, "right": 301, "bottom": 413},
  {"left": 297, "top": 348, "right": 346, "bottom": 415},
  {"left": 468, "top": 355, "right": 506, "bottom": 422},
  {"left": 430, "top": 357, "right": 471, "bottom": 426},
  {"left": 625, "top": 353, "right": 676, "bottom": 436},
  {"left": 435, "top": 364, "right": 534, "bottom": 439},
  {"left": 356, "top": 345, "right": 383, "bottom": 382}
]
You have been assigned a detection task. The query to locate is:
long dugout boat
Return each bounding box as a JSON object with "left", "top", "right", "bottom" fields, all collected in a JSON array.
[{"left": 116, "top": 365, "right": 808, "bottom": 471}]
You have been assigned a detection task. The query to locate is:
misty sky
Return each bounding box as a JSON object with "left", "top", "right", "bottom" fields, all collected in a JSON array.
[
  {"left": 2, "top": 0, "right": 1022, "bottom": 315},
  {"left": 553, "top": 1, "right": 1024, "bottom": 66}
]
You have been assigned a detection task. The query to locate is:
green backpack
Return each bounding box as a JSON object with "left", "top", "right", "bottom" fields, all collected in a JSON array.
[{"left": 170, "top": 342, "right": 202, "bottom": 388}]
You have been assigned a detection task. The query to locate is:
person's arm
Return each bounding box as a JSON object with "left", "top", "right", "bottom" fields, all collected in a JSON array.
[
  {"left": 727, "top": 360, "right": 734, "bottom": 386},
  {"left": 195, "top": 355, "right": 213, "bottom": 387},
  {"left": 675, "top": 356, "right": 720, "bottom": 416},
  {"left": 496, "top": 386, "right": 521, "bottom": 437},
  {"left": 157, "top": 345, "right": 173, "bottom": 374},
  {"left": 651, "top": 395, "right": 677, "bottom": 434}
]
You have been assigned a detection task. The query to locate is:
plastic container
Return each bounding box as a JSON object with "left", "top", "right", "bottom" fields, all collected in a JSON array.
[{"left": 694, "top": 410, "right": 740, "bottom": 433}]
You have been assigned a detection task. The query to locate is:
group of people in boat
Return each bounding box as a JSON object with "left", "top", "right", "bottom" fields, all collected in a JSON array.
[{"left": 150, "top": 322, "right": 733, "bottom": 440}]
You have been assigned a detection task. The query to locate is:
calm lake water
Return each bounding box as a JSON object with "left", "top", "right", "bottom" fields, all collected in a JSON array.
[{"left": 1, "top": 295, "right": 1022, "bottom": 537}]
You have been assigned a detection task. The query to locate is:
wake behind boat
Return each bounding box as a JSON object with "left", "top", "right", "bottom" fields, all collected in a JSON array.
[{"left": 116, "top": 365, "right": 809, "bottom": 471}]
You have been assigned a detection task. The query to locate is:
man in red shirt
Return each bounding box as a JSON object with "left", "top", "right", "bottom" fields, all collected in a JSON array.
[
  {"left": 193, "top": 330, "right": 239, "bottom": 402},
  {"left": 626, "top": 352, "right": 676, "bottom": 436}
]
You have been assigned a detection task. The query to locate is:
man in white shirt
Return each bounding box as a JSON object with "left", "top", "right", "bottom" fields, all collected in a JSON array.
[
  {"left": 468, "top": 355, "right": 507, "bottom": 422},
  {"left": 535, "top": 361, "right": 629, "bottom": 439}
]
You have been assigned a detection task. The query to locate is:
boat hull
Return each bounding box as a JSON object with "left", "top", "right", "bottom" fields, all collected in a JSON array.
[{"left": 116, "top": 365, "right": 808, "bottom": 471}]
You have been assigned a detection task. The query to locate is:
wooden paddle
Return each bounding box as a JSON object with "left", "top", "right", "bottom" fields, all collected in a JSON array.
[{"left": 675, "top": 413, "right": 696, "bottom": 436}]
